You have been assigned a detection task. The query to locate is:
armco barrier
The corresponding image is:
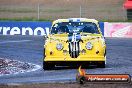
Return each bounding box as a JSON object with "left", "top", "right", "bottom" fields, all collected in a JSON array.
[
  {"left": 104, "top": 22, "right": 132, "bottom": 38},
  {"left": 0, "top": 21, "right": 104, "bottom": 36},
  {"left": 0, "top": 21, "right": 51, "bottom": 35}
]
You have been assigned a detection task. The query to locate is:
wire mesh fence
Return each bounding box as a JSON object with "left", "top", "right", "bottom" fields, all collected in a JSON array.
[{"left": 0, "top": 0, "right": 128, "bottom": 21}]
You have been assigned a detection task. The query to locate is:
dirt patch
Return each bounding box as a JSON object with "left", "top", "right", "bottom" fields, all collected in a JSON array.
[
  {"left": 0, "top": 82, "right": 132, "bottom": 88},
  {"left": 0, "top": 0, "right": 126, "bottom": 21},
  {"left": 0, "top": 58, "right": 41, "bottom": 76}
]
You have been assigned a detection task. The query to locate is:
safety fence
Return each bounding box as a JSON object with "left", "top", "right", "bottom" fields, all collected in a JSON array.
[{"left": 0, "top": 0, "right": 127, "bottom": 21}]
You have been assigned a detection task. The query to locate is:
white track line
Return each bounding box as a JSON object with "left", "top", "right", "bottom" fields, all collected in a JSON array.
[{"left": 0, "top": 40, "right": 32, "bottom": 44}]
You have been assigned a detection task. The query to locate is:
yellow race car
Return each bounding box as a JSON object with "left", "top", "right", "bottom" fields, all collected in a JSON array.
[{"left": 43, "top": 18, "right": 106, "bottom": 70}]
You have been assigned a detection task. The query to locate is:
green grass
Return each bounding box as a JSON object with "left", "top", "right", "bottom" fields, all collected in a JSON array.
[
  {"left": 0, "top": 8, "right": 36, "bottom": 13},
  {"left": 0, "top": 17, "right": 132, "bottom": 22},
  {"left": 0, "top": 17, "right": 52, "bottom": 21},
  {"left": 42, "top": 9, "right": 71, "bottom": 13},
  {"left": 0, "top": 8, "right": 71, "bottom": 13},
  {"left": 101, "top": 19, "right": 132, "bottom": 22}
]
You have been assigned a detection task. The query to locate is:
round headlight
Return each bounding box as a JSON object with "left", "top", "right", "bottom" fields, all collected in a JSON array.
[
  {"left": 86, "top": 42, "right": 93, "bottom": 50},
  {"left": 56, "top": 43, "right": 63, "bottom": 50}
]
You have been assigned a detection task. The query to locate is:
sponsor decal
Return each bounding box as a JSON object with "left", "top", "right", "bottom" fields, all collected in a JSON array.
[
  {"left": 104, "top": 22, "right": 132, "bottom": 38},
  {"left": 0, "top": 21, "right": 51, "bottom": 35}
]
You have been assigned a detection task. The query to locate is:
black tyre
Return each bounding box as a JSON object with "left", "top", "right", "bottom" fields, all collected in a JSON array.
[
  {"left": 43, "top": 61, "right": 55, "bottom": 70},
  {"left": 97, "top": 61, "right": 105, "bottom": 68}
]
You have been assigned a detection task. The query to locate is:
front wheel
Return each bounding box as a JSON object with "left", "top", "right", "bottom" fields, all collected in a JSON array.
[
  {"left": 97, "top": 61, "right": 105, "bottom": 68},
  {"left": 43, "top": 61, "right": 55, "bottom": 70}
]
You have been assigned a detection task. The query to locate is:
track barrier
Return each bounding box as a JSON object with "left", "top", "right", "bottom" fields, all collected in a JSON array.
[{"left": 0, "top": 21, "right": 132, "bottom": 38}]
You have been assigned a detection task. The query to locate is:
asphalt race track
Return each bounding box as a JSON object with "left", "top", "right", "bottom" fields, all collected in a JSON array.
[{"left": 0, "top": 35, "right": 132, "bottom": 84}]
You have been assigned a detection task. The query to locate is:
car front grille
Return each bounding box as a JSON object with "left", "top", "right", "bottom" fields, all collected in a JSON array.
[{"left": 69, "top": 41, "right": 80, "bottom": 58}]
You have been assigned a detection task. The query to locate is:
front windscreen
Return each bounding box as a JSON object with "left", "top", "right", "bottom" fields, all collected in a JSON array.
[{"left": 51, "top": 22, "right": 100, "bottom": 34}]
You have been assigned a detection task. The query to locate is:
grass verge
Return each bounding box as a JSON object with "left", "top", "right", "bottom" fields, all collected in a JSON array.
[{"left": 0, "top": 18, "right": 52, "bottom": 21}]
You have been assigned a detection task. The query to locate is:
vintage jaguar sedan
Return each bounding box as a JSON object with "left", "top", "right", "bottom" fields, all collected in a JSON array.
[{"left": 43, "top": 18, "right": 106, "bottom": 70}]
